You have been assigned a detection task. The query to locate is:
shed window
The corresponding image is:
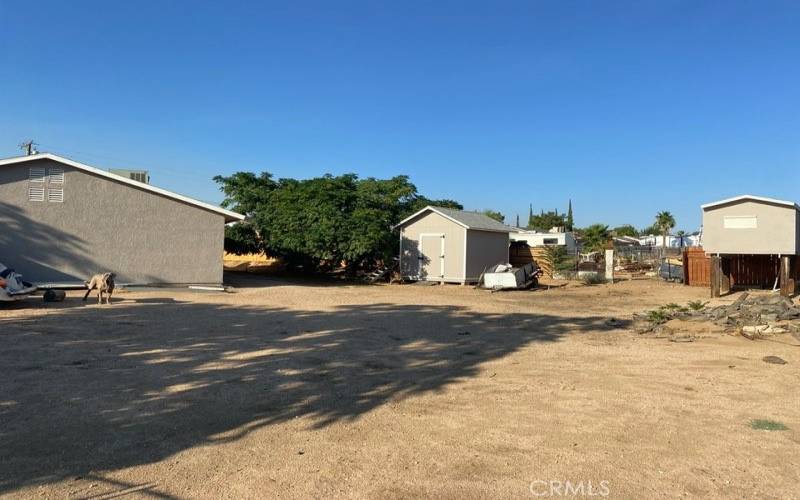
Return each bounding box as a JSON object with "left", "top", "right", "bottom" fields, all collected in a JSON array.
[
  {"left": 49, "top": 167, "right": 65, "bottom": 184},
  {"left": 48, "top": 187, "right": 64, "bottom": 203},
  {"left": 723, "top": 216, "right": 757, "bottom": 229},
  {"left": 28, "top": 185, "right": 45, "bottom": 202},
  {"left": 29, "top": 167, "right": 46, "bottom": 182},
  {"left": 543, "top": 238, "right": 559, "bottom": 245}
]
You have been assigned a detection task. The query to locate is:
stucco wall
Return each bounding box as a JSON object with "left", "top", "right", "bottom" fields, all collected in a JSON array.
[
  {"left": 702, "top": 200, "right": 799, "bottom": 255},
  {"left": 465, "top": 230, "right": 509, "bottom": 280},
  {"left": 0, "top": 159, "right": 225, "bottom": 284},
  {"left": 400, "top": 211, "right": 466, "bottom": 282}
]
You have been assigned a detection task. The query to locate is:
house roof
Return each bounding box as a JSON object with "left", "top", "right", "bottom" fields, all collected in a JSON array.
[
  {"left": 0, "top": 153, "right": 245, "bottom": 222},
  {"left": 701, "top": 195, "right": 800, "bottom": 211},
  {"left": 395, "top": 205, "right": 515, "bottom": 233}
]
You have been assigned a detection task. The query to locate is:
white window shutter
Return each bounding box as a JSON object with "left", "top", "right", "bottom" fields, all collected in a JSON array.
[
  {"left": 28, "top": 185, "right": 45, "bottom": 201},
  {"left": 48, "top": 187, "right": 64, "bottom": 203},
  {"left": 29, "top": 167, "right": 46, "bottom": 182},
  {"left": 49, "top": 167, "right": 65, "bottom": 184}
]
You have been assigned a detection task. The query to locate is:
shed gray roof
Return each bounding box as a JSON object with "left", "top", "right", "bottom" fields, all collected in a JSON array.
[{"left": 396, "top": 205, "right": 514, "bottom": 233}]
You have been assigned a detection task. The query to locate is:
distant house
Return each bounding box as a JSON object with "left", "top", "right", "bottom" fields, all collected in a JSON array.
[
  {"left": 637, "top": 234, "right": 700, "bottom": 248},
  {"left": 613, "top": 236, "right": 640, "bottom": 247},
  {"left": 510, "top": 229, "right": 577, "bottom": 253},
  {"left": 395, "top": 206, "right": 514, "bottom": 284},
  {"left": 0, "top": 153, "right": 244, "bottom": 285}
]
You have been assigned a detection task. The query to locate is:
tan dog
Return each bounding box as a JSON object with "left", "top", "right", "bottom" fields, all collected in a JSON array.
[{"left": 83, "top": 272, "right": 116, "bottom": 304}]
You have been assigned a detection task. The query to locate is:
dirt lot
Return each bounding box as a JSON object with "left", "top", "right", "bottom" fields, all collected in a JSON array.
[{"left": 1, "top": 276, "right": 798, "bottom": 499}]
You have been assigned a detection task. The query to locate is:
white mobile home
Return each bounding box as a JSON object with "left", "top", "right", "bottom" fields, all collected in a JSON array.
[
  {"left": 396, "top": 206, "right": 513, "bottom": 284},
  {"left": 510, "top": 230, "right": 577, "bottom": 253}
]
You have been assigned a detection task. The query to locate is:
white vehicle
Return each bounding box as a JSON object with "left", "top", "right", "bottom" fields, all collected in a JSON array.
[{"left": 0, "top": 263, "right": 37, "bottom": 302}]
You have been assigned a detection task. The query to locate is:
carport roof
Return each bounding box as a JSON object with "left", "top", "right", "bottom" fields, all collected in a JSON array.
[
  {"left": 395, "top": 205, "right": 515, "bottom": 233},
  {"left": 0, "top": 153, "right": 245, "bottom": 222}
]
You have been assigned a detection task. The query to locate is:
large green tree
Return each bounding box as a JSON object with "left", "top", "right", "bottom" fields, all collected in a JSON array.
[
  {"left": 214, "top": 171, "right": 460, "bottom": 272},
  {"left": 408, "top": 196, "right": 463, "bottom": 213}
]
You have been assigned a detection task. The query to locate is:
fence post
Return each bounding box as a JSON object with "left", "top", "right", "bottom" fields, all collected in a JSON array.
[
  {"left": 710, "top": 255, "right": 721, "bottom": 298},
  {"left": 605, "top": 249, "right": 614, "bottom": 283},
  {"left": 780, "top": 255, "right": 793, "bottom": 296},
  {"left": 682, "top": 249, "right": 689, "bottom": 286}
]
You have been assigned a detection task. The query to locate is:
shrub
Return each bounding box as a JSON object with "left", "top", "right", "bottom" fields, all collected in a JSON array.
[
  {"left": 646, "top": 309, "right": 670, "bottom": 324},
  {"left": 687, "top": 300, "right": 708, "bottom": 311},
  {"left": 582, "top": 273, "right": 606, "bottom": 285},
  {"left": 750, "top": 419, "right": 789, "bottom": 431}
]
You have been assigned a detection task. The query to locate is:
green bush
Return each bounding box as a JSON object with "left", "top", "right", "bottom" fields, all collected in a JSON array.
[
  {"left": 582, "top": 273, "right": 606, "bottom": 285},
  {"left": 646, "top": 309, "right": 670, "bottom": 324},
  {"left": 750, "top": 419, "right": 789, "bottom": 431},
  {"left": 687, "top": 300, "right": 708, "bottom": 311}
]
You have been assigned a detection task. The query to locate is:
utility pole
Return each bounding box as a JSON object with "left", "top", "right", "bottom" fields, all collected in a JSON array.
[{"left": 19, "top": 140, "right": 38, "bottom": 156}]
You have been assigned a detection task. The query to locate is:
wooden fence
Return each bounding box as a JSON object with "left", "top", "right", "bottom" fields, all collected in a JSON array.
[
  {"left": 509, "top": 245, "right": 553, "bottom": 276},
  {"left": 724, "top": 254, "right": 781, "bottom": 289},
  {"left": 684, "top": 247, "right": 794, "bottom": 290},
  {"left": 683, "top": 248, "right": 710, "bottom": 287}
]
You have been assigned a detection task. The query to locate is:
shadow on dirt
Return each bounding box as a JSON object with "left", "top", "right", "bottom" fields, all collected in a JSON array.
[{"left": 0, "top": 295, "right": 627, "bottom": 494}]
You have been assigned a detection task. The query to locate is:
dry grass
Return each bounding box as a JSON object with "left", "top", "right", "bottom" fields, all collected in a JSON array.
[{"left": 1, "top": 277, "right": 798, "bottom": 499}]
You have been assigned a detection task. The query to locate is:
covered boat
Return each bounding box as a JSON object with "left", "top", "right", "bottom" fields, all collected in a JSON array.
[{"left": 0, "top": 263, "right": 37, "bottom": 302}]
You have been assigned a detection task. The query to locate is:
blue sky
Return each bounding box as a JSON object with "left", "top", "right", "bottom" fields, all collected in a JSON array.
[{"left": 2, "top": 1, "right": 799, "bottom": 231}]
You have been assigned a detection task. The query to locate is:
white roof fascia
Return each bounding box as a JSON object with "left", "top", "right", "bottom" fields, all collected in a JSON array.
[{"left": 701, "top": 195, "right": 800, "bottom": 211}]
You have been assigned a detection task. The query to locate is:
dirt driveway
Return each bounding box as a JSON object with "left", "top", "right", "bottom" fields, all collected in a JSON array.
[{"left": 1, "top": 277, "right": 798, "bottom": 499}]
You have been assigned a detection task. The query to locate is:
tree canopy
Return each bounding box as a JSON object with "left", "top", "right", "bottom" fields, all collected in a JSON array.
[
  {"left": 566, "top": 200, "right": 574, "bottom": 231},
  {"left": 612, "top": 224, "right": 638, "bottom": 238},
  {"left": 580, "top": 224, "right": 611, "bottom": 253},
  {"left": 655, "top": 211, "right": 676, "bottom": 249},
  {"left": 528, "top": 210, "right": 566, "bottom": 232},
  {"left": 481, "top": 209, "right": 505, "bottom": 223},
  {"left": 214, "top": 171, "right": 463, "bottom": 272}
]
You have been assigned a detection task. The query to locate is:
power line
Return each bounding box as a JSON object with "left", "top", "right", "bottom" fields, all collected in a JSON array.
[{"left": 37, "top": 143, "right": 210, "bottom": 182}]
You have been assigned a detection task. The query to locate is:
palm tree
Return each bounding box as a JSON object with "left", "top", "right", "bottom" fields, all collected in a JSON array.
[
  {"left": 676, "top": 230, "right": 686, "bottom": 248},
  {"left": 655, "top": 211, "right": 676, "bottom": 250},
  {"left": 582, "top": 224, "right": 610, "bottom": 253}
]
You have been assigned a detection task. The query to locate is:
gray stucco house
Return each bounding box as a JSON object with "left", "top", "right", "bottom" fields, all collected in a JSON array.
[
  {"left": 0, "top": 153, "right": 244, "bottom": 285},
  {"left": 395, "top": 206, "right": 513, "bottom": 284}
]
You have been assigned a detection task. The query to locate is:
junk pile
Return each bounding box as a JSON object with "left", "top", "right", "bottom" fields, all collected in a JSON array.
[
  {"left": 633, "top": 292, "right": 800, "bottom": 342},
  {"left": 0, "top": 262, "right": 37, "bottom": 302},
  {"left": 482, "top": 262, "right": 542, "bottom": 291}
]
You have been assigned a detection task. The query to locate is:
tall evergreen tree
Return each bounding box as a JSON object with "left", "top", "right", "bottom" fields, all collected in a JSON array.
[
  {"left": 566, "top": 199, "right": 574, "bottom": 231},
  {"left": 516, "top": 214, "right": 520, "bottom": 227},
  {"left": 528, "top": 204, "right": 534, "bottom": 227}
]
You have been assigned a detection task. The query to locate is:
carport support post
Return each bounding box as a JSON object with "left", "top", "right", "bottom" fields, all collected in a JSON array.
[
  {"left": 710, "top": 255, "right": 721, "bottom": 298},
  {"left": 779, "top": 255, "right": 793, "bottom": 297}
]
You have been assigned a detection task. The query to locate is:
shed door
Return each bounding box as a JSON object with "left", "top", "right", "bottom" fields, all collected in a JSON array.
[{"left": 419, "top": 234, "right": 444, "bottom": 279}]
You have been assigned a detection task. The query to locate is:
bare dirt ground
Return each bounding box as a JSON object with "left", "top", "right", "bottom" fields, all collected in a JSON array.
[{"left": 1, "top": 276, "right": 798, "bottom": 499}]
